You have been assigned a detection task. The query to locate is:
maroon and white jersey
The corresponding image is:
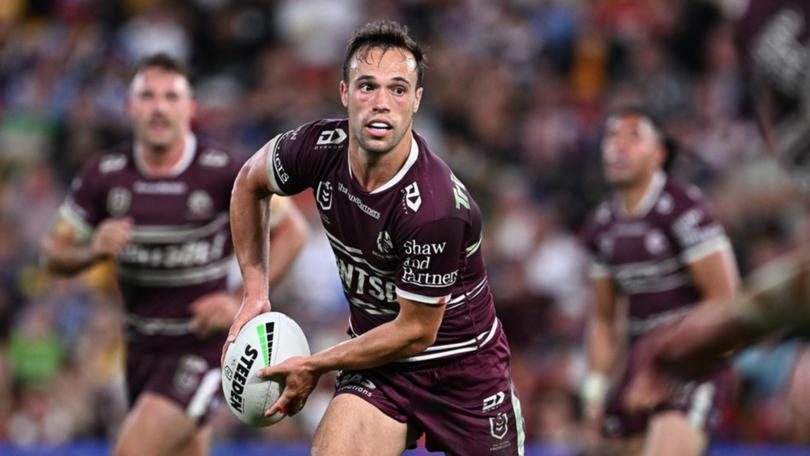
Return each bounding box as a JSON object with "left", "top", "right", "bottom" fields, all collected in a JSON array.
[
  {"left": 265, "top": 119, "right": 499, "bottom": 364},
  {"left": 582, "top": 172, "right": 731, "bottom": 342},
  {"left": 59, "top": 135, "right": 241, "bottom": 351}
]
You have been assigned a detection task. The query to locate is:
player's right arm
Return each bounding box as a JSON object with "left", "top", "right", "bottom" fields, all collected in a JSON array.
[
  {"left": 583, "top": 275, "right": 618, "bottom": 423},
  {"left": 224, "top": 144, "right": 276, "bottom": 357},
  {"left": 41, "top": 213, "right": 133, "bottom": 276}
]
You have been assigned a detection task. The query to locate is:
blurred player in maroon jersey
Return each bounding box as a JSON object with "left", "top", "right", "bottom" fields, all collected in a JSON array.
[
  {"left": 40, "top": 54, "right": 308, "bottom": 456},
  {"left": 627, "top": 0, "right": 810, "bottom": 418},
  {"left": 580, "top": 106, "right": 739, "bottom": 456},
  {"left": 225, "top": 21, "right": 525, "bottom": 455}
]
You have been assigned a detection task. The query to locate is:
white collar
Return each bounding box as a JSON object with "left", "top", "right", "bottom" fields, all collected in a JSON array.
[
  {"left": 618, "top": 170, "right": 666, "bottom": 217},
  {"left": 348, "top": 133, "right": 419, "bottom": 194},
  {"left": 135, "top": 133, "right": 197, "bottom": 178}
]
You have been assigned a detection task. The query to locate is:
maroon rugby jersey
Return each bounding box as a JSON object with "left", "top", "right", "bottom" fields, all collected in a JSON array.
[
  {"left": 582, "top": 172, "right": 731, "bottom": 343},
  {"left": 59, "top": 135, "right": 241, "bottom": 351},
  {"left": 265, "top": 119, "right": 499, "bottom": 364}
]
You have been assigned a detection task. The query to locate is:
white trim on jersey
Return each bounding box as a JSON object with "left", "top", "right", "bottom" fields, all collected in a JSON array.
[
  {"left": 681, "top": 235, "right": 731, "bottom": 264},
  {"left": 264, "top": 133, "right": 288, "bottom": 196},
  {"left": 324, "top": 230, "right": 396, "bottom": 277},
  {"left": 617, "top": 170, "right": 666, "bottom": 217},
  {"left": 466, "top": 232, "right": 483, "bottom": 257},
  {"left": 187, "top": 369, "right": 221, "bottom": 420},
  {"left": 117, "top": 256, "right": 232, "bottom": 286},
  {"left": 587, "top": 259, "right": 611, "bottom": 279},
  {"left": 396, "top": 287, "right": 450, "bottom": 306},
  {"left": 396, "top": 318, "right": 500, "bottom": 362},
  {"left": 130, "top": 213, "right": 229, "bottom": 243},
  {"left": 58, "top": 202, "right": 94, "bottom": 241},
  {"left": 687, "top": 382, "right": 716, "bottom": 430},
  {"left": 446, "top": 278, "right": 488, "bottom": 310},
  {"left": 134, "top": 133, "right": 197, "bottom": 178},
  {"left": 367, "top": 133, "right": 419, "bottom": 194},
  {"left": 349, "top": 297, "right": 398, "bottom": 316}
]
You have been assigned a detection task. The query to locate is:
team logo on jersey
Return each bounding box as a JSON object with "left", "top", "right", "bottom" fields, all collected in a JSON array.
[
  {"left": 376, "top": 231, "right": 394, "bottom": 256},
  {"left": 489, "top": 412, "right": 508, "bottom": 440},
  {"left": 404, "top": 182, "right": 422, "bottom": 212},
  {"left": 316, "top": 181, "right": 333, "bottom": 210},
  {"left": 188, "top": 190, "right": 213, "bottom": 216},
  {"left": 482, "top": 391, "right": 506, "bottom": 412},
  {"left": 316, "top": 128, "right": 347, "bottom": 145},
  {"left": 644, "top": 230, "right": 668, "bottom": 255},
  {"left": 107, "top": 187, "right": 131, "bottom": 216}
]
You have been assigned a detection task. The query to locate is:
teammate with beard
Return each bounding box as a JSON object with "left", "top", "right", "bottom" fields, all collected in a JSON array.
[{"left": 40, "top": 54, "right": 309, "bottom": 456}]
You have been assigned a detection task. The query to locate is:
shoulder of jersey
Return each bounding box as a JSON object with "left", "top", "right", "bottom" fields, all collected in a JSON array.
[
  {"left": 398, "top": 140, "right": 466, "bottom": 224},
  {"left": 656, "top": 178, "right": 704, "bottom": 218},
  {"left": 286, "top": 118, "right": 348, "bottom": 151}
]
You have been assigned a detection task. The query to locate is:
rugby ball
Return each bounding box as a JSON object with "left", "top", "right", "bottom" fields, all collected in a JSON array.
[{"left": 221, "top": 312, "right": 310, "bottom": 426}]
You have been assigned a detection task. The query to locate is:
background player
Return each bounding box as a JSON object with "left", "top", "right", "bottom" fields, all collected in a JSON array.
[
  {"left": 225, "top": 20, "right": 525, "bottom": 455},
  {"left": 580, "top": 106, "right": 739, "bottom": 456},
  {"left": 39, "top": 54, "right": 308, "bottom": 456},
  {"left": 625, "top": 0, "right": 810, "bottom": 415}
]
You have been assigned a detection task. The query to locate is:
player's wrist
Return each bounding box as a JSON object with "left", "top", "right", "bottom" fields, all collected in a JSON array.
[{"left": 581, "top": 371, "right": 609, "bottom": 413}]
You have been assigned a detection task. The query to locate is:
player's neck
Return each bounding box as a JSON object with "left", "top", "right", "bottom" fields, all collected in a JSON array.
[
  {"left": 349, "top": 133, "right": 413, "bottom": 192},
  {"left": 618, "top": 170, "right": 662, "bottom": 216},
  {"left": 136, "top": 133, "right": 191, "bottom": 178}
]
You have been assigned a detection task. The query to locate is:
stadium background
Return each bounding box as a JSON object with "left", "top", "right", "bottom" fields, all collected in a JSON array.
[{"left": 1, "top": 0, "right": 809, "bottom": 454}]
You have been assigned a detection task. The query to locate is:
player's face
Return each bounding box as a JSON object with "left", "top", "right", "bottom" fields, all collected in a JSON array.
[
  {"left": 340, "top": 46, "right": 423, "bottom": 155},
  {"left": 127, "top": 68, "right": 195, "bottom": 150},
  {"left": 601, "top": 115, "right": 665, "bottom": 187}
]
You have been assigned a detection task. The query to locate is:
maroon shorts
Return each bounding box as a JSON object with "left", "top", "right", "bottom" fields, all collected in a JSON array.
[
  {"left": 125, "top": 338, "right": 223, "bottom": 424},
  {"left": 334, "top": 328, "right": 525, "bottom": 455},
  {"left": 602, "top": 350, "right": 731, "bottom": 438}
]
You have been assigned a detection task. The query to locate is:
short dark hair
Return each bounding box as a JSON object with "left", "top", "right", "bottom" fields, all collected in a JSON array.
[
  {"left": 606, "top": 105, "right": 679, "bottom": 172},
  {"left": 132, "top": 53, "right": 190, "bottom": 82},
  {"left": 343, "top": 20, "right": 426, "bottom": 87}
]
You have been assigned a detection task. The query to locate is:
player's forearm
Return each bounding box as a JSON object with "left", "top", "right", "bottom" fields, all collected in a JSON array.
[
  {"left": 587, "top": 317, "right": 618, "bottom": 375},
  {"left": 230, "top": 167, "right": 272, "bottom": 300},
  {"left": 40, "top": 237, "right": 102, "bottom": 275},
  {"left": 305, "top": 319, "right": 435, "bottom": 373}
]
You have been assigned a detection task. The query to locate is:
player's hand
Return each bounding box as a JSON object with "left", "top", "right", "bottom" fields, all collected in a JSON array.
[
  {"left": 189, "top": 292, "right": 239, "bottom": 338},
  {"left": 221, "top": 297, "right": 270, "bottom": 366},
  {"left": 257, "top": 355, "right": 319, "bottom": 417},
  {"left": 624, "top": 367, "right": 670, "bottom": 412},
  {"left": 91, "top": 217, "right": 133, "bottom": 257}
]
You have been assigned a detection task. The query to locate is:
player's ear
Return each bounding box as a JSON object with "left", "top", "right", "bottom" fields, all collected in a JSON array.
[
  {"left": 413, "top": 86, "right": 423, "bottom": 113},
  {"left": 340, "top": 80, "right": 349, "bottom": 108}
]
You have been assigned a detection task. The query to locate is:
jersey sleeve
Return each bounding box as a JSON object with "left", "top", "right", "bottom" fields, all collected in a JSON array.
[
  {"left": 58, "top": 160, "right": 107, "bottom": 241},
  {"left": 580, "top": 214, "right": 611, "bottom": 280},
  {"left": 395, "top": 218, "right": 466, "bottom": 306},
  {"left": 670, "top": 188, "right": 730, "bottom": 264},
  {"left": 264, "top": 121, "right": 333, "bottom": 196}
]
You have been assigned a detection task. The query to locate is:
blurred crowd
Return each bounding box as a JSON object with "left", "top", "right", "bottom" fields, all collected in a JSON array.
[{"left": 1, "top": 0, "right": 809, "bottom": 451}]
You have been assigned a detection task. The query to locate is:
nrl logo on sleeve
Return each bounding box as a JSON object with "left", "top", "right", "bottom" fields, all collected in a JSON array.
[
  {"left": 316, "top": 128, "right": 347, "bottom": 145},
  {"left": 403, "top": 182, "right": 421, "bottom": 212},
  {"left": 316, "top": 181, "right": 333, "bottom": 210}
]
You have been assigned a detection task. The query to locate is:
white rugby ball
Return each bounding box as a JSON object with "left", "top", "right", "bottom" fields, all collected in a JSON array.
[{"left": 221, "top": 312, "right": 310, "bottom": 427}]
